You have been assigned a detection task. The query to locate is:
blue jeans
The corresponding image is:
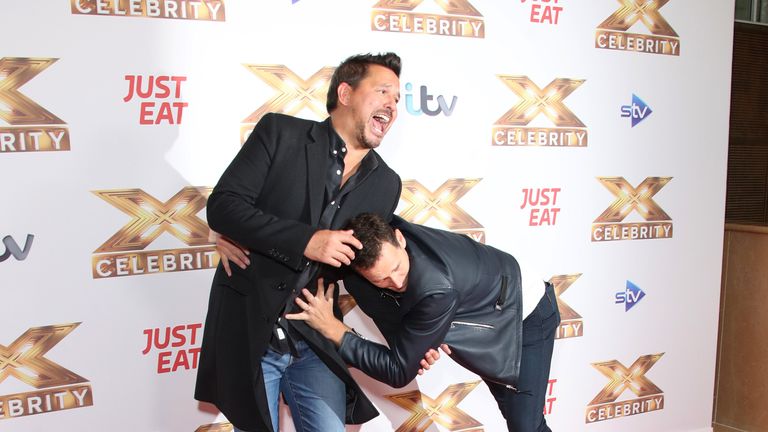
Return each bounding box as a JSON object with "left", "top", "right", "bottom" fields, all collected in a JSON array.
[
  {"left": 235, "top": 340, "right": 345, "bottom": 432},
  {"left": 485, "top": 282, "right": 560, "bottom": 431}
]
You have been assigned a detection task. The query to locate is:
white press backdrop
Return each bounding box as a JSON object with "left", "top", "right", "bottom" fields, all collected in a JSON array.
[{"left": 1, "top": 1, "right": 734, "bottom": 431}]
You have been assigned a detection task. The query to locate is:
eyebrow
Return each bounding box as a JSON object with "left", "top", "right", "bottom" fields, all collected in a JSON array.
[{"left": 372, "top": 261, "right": 400, "bottom": 283}]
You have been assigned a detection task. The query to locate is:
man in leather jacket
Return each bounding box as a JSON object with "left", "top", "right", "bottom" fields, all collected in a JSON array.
[{"left": 287, "top": 213, "right": 560, "bottom": 432}]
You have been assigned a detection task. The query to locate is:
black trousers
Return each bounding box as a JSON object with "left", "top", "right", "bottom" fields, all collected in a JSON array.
[{"left": 485, "top": 282, "right": 560, "bottom": 431}]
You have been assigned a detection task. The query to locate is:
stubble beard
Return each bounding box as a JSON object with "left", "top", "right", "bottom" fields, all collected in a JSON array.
[{"left": 356, "top": 121, "right": 381, "bottom": 150}]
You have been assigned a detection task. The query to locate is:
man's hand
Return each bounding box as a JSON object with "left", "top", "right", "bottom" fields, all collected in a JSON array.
[
  {"left": 286, "top": 279, "right": 349, "bottom": 346},
  {"left": 417, "top": 344, "right": 452, "bottom": 375},
  {"left": 304, "top": 229, "right": 363, "bottom": 267},
  {"left": 212, "top": 232, "right": 250, "bottom": 276}
]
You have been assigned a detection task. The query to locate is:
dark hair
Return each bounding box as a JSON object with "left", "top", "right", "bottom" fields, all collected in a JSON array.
[
  {"left": 326, "top": 52, "right": 401, "bottom": 113},
  {"left": 344, "top": 213, "right": 399, "bottom": 270}
]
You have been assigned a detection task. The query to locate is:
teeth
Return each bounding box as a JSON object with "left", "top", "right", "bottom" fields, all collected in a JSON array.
[{"left": 373, "top": 114, "right": 390, "bottom": 123}]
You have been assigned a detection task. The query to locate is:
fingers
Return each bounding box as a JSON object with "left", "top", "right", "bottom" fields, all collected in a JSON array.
[
  {"left": 423, "top": 349, "right": 439, "bottom": 364},
  {"left": 304, "top": 230, "right": 362, "bottom": 266},
  {"left": 215, "top": 235, "right": 250, "bottom": 276},
  {"left": 331, "top": 246, "right": 356, "bottom": 266},
  {"left": 340, "top": 230, "right": 364, "bottom": 250},
  {"left": 295, "top": 296, "right": 311, "bottom": 311},
  {"left": 420, "top": 359, "right": 431, "bottom": 371},
  {"left": 220, "top": 254, "right": 232, "bottom": 277},
  {"left": 440, "top": 344, "right": 452, "bottom": 355}
]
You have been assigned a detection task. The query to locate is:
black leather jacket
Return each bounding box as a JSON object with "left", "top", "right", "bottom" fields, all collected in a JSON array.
[{"left": 340, "top": 216, "right": 524, "bottom": 388}]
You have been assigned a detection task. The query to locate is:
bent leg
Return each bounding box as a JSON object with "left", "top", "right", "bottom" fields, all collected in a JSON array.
[
  {"left": 281, "top": 341, "right": 345, "bottom": 432},
  {"left": 487, "top": 282, "right": 559, "bottom": 432}
]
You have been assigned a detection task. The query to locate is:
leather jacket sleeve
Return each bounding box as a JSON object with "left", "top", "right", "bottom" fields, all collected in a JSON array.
[{"left": 337, "top": 289, "right": 458, "bottom": 388}]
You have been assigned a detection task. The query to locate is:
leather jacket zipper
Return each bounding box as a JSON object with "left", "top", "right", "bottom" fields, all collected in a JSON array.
[
  {"left": 496, "top": 275, "right": 508, "bottom": 311},
  {"left": 451, "top": 321, "right": 494, "bottom": 329},
  {"left": 379, "top": 290, "right": 401, "bottom": 307}
]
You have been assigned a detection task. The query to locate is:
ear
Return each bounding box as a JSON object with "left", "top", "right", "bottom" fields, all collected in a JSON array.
[
  {"left": 338, "top": 82, "right": 352, "bottom": 107},
  {"left": 394, "top": 228, "right": 406, "bottom": 249}
]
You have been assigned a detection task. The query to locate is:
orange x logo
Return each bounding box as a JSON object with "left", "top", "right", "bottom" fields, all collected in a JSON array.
[
  {"left": 590, "top": 353, "right": 664, "bottom": 405},
  {"left": 598, "top": 0, "right": 677, "bottom": 37},
  {"left": 338, "top": 294, "right": 357, "bottom": 316},
  {"left": 0, "top": 57, "right": 63, "bottom": 125},
  {"left": 373, "top": 0, "right": 481, "bottom": 16},
  {"left": 549, "top": 274, "right": 582, "bottom": 321},
  {"left": 387, "top": 381, "right": 482, "bottom": 431},
  {"left": 195, "top": 423, "right": 232, "bottom": 432},
  {"left": 595, "top": 177, "right": 671, "bottom": 223},
  {"left": 93, "top": 187, "right": 213, "bottom": 252},
  {"left": 242, "top": 65, "right": 334, "bottom": 125},
  {"left": 0, "top": 323, "right": 86, "bottom": 389},
  {"left": 399, "top": 179, "right": 481, "bottom": 230},
  {"left": 496, "top": 76, "right": 585, "bottom": 127}
]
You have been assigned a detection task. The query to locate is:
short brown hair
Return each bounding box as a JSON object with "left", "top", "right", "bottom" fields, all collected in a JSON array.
[
  {"left": 326, "top": 53, "right": 401, "bottom": 113},
  {"left": 344, "top": 213, "right": 398, "bottom": 269}
]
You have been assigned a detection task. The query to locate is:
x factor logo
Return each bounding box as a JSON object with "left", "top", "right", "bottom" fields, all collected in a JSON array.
[
  {"left": 399, "top": 179, "right": 485, "bottom": 243},
  {"left": 338, "top": 294, "right": 358, "bottom": 316},
  {"left": 0, "top": 57, "right": 70, "bottom": 153},
  {"left": 91, "top": 187, "right": 219, "bottom": 278},
  {"left": 586, "top": 353, "right": 665, "bottom": 423},
  {"left": 596, "top": 0, "right": 680, "bottom": 56},
  {"left": 592, "top": 177, "right": 673, "bottom": 242},
  {"left": 387, "top": 381, "right": 482, "bottom": 431},
  {"left": 550, "top": 273, "right": 583, "bottom": 339},
  {"left": 492, "top": 76, "right": 587, "bottom": 147},
  {"left": 0, "top": 323, "right": 93, "bottom": 419},
  {"left": 372, "top": 0, "right": 485, "bottom": 38},
  {"left": 71, "top": 0, "right": 226, "bottom": 21},
  {"left": 240, "top": 64, "right": 334, "bottom": 143},
  {"left": 195, "top": 422, "right": 232, "bottom": 432}
]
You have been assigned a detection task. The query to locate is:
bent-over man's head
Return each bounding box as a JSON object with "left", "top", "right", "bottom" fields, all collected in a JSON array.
[{"left": 344, "top": 213, "right": 410, "bottom": 292}]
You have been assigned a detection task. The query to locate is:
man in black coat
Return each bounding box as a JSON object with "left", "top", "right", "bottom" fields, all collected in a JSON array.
[
  {"left": 287, "top": 213, "right": 560, "bottom": 431},
  {"left": 195, "top": 53, "right": 402, "bottom": 432}
]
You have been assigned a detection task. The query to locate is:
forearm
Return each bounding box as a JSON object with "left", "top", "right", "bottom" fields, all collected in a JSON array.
[
  {"left": 337, "top": 332, "right": 418, "bottom": 388},
  {"left": 313, "top": 317, "right": 352, "bottom": 347}
]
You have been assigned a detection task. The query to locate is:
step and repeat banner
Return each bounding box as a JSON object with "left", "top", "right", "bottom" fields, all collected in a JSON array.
[{"left": 1, "top": 1, "right": 733, "bottom": 431}]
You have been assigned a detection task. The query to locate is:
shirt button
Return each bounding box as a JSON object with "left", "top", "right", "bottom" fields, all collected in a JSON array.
[
  {"left": 333, "top": 150, "right": 338, "bottom": 155},
  {"left": 336, "top": 169, "right": 342, "bottom": 175},
  {"left": 342, "top": 147, "right": 347, "bottom": 153}
]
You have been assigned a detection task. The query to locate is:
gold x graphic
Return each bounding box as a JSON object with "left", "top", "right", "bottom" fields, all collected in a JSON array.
[
  {"left": 598, "top": 0, "right": 677, "bottom": 37},
  {"left": 0, "top": 323, "right": 86, "bottom": 388},
  {"left": 399, "top": 179, "right": 482, "bottom": 230},
  {"left": 590, "top": 353, "right": 664, "bottom": 405},
  {"left": 595, "top": 177, "right": 672, "bottom": 223},
  {"left": 387, "top": 381, "right": 482, "bottom": 431},
  {"left": 373, "top": 0, "right": 481, "bottom": 16},
  {"left": 242, "top": 65, "right": 334, "bottom": 125},
  {"left": 0, "top": 57, "right": 63, "bottom": 125},
  {"left": 93, "top": 187, "right": 213, "bottom": 252},
  {"left": 496, "top": 76, "right": 585, "bottom": 128},
  {"left": 549, "top": 274, "right": 582, "bottom": 321}
]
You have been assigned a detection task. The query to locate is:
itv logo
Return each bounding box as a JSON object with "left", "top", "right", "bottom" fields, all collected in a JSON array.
[
  {"left": 1, "top": 234, "right": 34, "bottom": 262},
  {"left": 404, "top": 83, "right": 457, "bottom": 116}
]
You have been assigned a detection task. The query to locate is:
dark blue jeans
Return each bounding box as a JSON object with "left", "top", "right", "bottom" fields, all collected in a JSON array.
[{"left": 485, "top": 282, "right": 560, "bottom": 431}]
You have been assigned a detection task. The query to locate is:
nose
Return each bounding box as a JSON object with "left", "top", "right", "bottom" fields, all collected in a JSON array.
[
  {"left": 385, "top": 93, "right": 398, "bottom": 112},
  {"left": 391, "top": 273, "right": 405, "bottom": 290}
]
